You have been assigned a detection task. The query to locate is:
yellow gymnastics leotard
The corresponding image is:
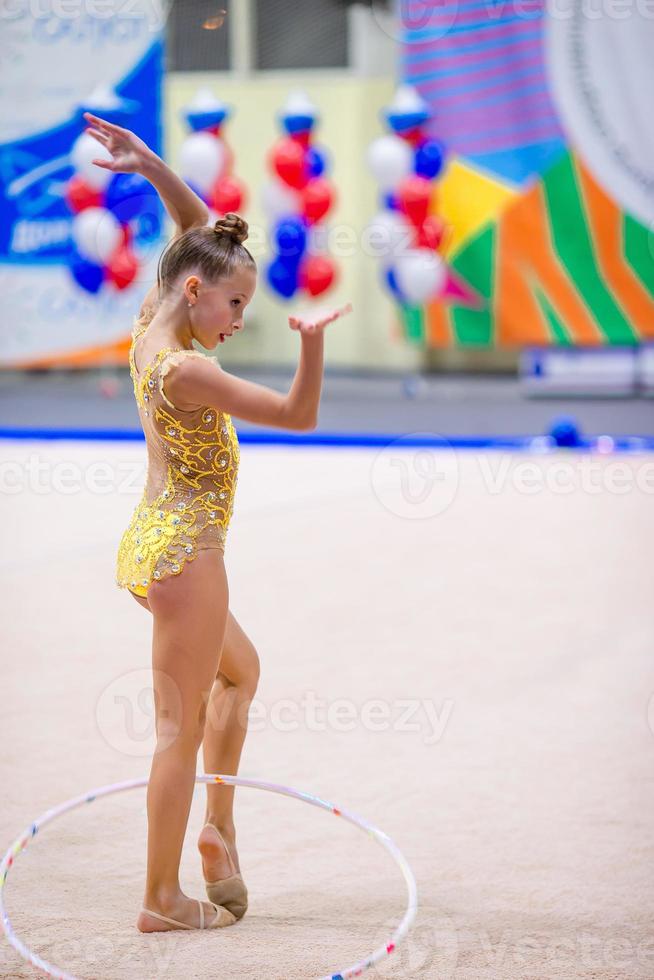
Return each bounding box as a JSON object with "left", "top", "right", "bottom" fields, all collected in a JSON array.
[{"left": 115, "top": 311, "right": 240, "bottom": 598}]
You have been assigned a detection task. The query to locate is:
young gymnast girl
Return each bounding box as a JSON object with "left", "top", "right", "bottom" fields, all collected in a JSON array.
[{"left": 83, "top": 111, "right": 352, "bottom": 933}]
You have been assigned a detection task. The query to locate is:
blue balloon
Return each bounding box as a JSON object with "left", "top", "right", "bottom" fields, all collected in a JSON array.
[
  {"left": 414, "top": 140, "right": 445, "bottom": 180},
  {"left": 383, "top": 191, "right": 399, "bottom": 211},
  {"left": 273, "top": 216, "right": 307, "bottom": 264},
  {"left": 132, "top": 208, "right": 162, "bottom": 245},
  {"left": 266, "top": 256, "right": 298, "bottom": 299},
  {"left": 306, "top": 146, "right": 327, "bottom": 178},
  {"left": 384, "top": 266, "right": 404, "bottom": 303},
  {"left": 106, "top": 172, "right": 158, "bottom": 223},
  {"left": 70, "top": 253, "right": 104, "bottom": 294},
  {"left": 547, "top": 415, "right": 582, "bottom": 448}
]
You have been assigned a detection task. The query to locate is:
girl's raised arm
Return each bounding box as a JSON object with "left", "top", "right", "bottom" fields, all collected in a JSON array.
[{"left": 82, "top": 111, "right": 209, "bottom": 237}]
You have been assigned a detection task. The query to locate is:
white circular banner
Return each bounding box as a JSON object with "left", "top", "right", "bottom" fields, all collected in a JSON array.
[{"left": 545, "top": 2, "right": 654, "bottom": 226}]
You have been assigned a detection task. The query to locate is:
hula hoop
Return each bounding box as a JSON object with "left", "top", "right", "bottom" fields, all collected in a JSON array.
[{"left": 1, "top": 773, "right": 418, "bottom": 980}]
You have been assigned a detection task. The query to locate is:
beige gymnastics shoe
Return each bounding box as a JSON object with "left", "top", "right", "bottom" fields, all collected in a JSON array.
[
  {"left": 200, "top": 822, "right": 249, "bottom": 920},
  {"left": 139, "top": 898, "right": 236, "bottom": 931}
]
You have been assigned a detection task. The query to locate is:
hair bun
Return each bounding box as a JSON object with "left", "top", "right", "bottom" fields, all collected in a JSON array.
[{"left": 213, "top": 212, "right": 249, "bottom": 246}]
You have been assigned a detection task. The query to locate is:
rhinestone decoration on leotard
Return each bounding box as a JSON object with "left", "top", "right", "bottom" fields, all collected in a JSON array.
[{"left": 115, "top": 315, "right": 239, "bottom": 595}]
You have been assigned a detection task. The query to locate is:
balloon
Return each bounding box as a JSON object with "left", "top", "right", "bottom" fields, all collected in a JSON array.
[
  {"left": 299, "top": 254, "right": 336, "bottom": 297},
  {"left": 366, "top": 135, "right": 413, "bottom": 191},
  {"left": 394, "top": 248, "right": 446, "bottom": 304},
  {"left": 306, "top": 146, "right": 328, "bottom": 178},
  {"left": 301, "top": 177, "right": 334, "bottom": 225},
  {"left": 72, "top": 207, "right": 123, "bottom": 264},
  {"left": 384, "top": 191, "right": 399, "bottom": 211},
  {"left": 105, "top": 172, "right": 157, "bottom": 223},
  {"left": 180, "top": 132, "right": 225, "bottom": 195},
  {"left": 210, "top": 175, "right": 245, "bottom": 214},
  {"left": 289, "top": 130, "right": 311, "bottom": 150},
  {"left": 400, "top": 126, "right": 427, "bottom": 148},
  {"left": 71, "top": 132, "right": 113, "bottom": 190},
  {"left": 366, "top": 210, "right": 413, "bottom": 268},
  {"left": 260, "top": 179, "right": 301, "bottom": 221},
  {"left": 414, "top": 139, "right": 445, "bottom": 179},
  {"left": 306, "top": 221, "right": 330, "bottom": 255},
  {"left": 274, "top": 216, "right": 307, "bottom": 264},
  {"left": 397, "top": 175, "right": 432, "bottom": 228},
  {"left": 270, "top": 137, "right": 309, "bottom": 190},
  {"left": 385, "top": 266, "right": 405, "bottom": 303},
  {"left": 266, "top": 256, "right": 298, "bottom": 298},
  {"left": 106, "top": 244, "right": 139, "bottom": 290},
  {"left": 65, "top": 175, "right": 104, "bottom": 213},
  {"left": 70, "top": 253, "right": 105, "bottom": 294},
  {"left": 417, "top": 214, "right": 445, "bottom": 250}
]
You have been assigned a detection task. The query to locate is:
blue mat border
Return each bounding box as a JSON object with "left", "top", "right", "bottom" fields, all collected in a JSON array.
[{"left": 0, "top": 428, "right": 652, "bottom": 451}]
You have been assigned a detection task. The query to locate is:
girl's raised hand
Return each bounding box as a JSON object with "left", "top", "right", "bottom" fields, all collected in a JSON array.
[
  {"left": 82, "top": 111, "right": 155, "bottom": 175},
  {"left": 288, "top": 301, "right": 353, "bottom": 336}
]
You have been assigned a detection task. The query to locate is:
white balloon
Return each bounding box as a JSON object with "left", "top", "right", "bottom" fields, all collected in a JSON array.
[
  {"left": 72, "top": 207, "right": 122, "bottom": 264},
  {"left": 70, "top": 132, "right": 113, "bottom": 190},
  {"left": 394, "top": 248, "right": 446, "bottom": 304},
  {"left": 366, "top": 209, "right": 413, "bottom": 267},
  {"left": 306, "top": 221, "right": 330, "bottom": 255},
  {"left": 260, "top": 179, "right": 301, "bottom": 220},
  {"left": 179, "top": 132, "right": 225, "bottom": 195},
  {"left": 366, "top": 135, "right": 413, "bottom": 191}
]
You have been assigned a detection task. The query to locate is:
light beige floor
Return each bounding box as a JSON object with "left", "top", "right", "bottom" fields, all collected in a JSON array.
[{"left": 1, "top": 441, "right": 653, "bottom": 979}]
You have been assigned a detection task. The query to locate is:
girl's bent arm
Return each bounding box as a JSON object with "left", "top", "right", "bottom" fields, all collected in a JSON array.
[
  {"left": 164, "top": 332, "right": 324, "bottom": 431},
  {"left": 140, "top": 154, "right": 209, "bottom": 236}
]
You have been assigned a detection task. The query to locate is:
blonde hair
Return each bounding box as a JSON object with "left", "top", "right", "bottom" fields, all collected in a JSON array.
[{"left": 156, "top": 212, "right": 256, "bottom": 296}]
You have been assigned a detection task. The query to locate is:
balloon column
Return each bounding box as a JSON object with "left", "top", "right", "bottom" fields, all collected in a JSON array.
[
  {"left": 179, "top": 89, "right": 247, "bottom": 221},
  {"left": 366, "top": 85, "right": 448, "bottom": 341},
  {"left": 263, "top": 92, "right": 338, "bottom": 300},
  {"left": 64, "top": 87, "right": 159, "bottom": 295}
]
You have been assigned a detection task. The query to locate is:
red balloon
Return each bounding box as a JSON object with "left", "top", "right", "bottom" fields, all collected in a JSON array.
[
  {"left": 417, "top": 214, "right": 445, "bottom": 250},
  {"left": 397, "top": 175, "right": 432, "bottom": 229},
  {"left": 299, "top": 255, "right": 336, "bottom": 297},
  {"left": 106, "top": 245, "right": 138, "bottom": 291},
  {"left": 399, "top": 126, "right": 425, "bottom": 148},
  {"left": 301, "top": 177, "right": 334, "bottom": 225},
  {"left": 65, "top": 175, "right": 103, "bottom": 213},
  {"left": 290, "top": 130, "right": 311, "bottom": 150},
  {"left": 210, "top": 175, "right": 245, "bottom": 214},
  {"left": 270, "top": 137, "right": 309, "bottom": 190}
]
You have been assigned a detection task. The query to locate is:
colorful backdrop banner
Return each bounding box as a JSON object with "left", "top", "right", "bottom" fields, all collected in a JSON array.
[
  {"left": 0, "top": 3, "right": 164, "bottom": 368},
  {"left": 400, "top": 0, "right": 654, "bottom": 347}
]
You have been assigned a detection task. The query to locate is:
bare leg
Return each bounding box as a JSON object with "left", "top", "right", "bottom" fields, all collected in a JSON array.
[
  {"left": 133, "top": 550, "right": 234, "bottom": 932},
  {"left": 199, "top": 610, "right": 260, "bottom": 879}
]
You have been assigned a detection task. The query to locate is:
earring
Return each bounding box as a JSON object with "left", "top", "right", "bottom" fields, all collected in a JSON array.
[{"left": 188, "top": 302, "right": 193, "bottom": 308}]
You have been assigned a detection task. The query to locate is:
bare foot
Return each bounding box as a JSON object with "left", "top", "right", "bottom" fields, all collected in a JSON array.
[
  {"left": 198, "top": 822, "right": 240, "bottom": 881},
  {"left": 137, "top": 895, "right": 232, "bottom": 932}
]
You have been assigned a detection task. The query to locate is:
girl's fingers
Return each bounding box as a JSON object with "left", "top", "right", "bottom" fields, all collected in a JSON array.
[
  {"left": 83, "top": 112, "right": 111, "bottom": 133},
  {"left": 316, "top": 302, "right": 353, "bottom": 328},
  {"left": 83, "top": 111, "right": 128, "bottom": 138},
  {"left": 91, "top": 158, "right": 115, "bottom": 170},
  {"left": 85, "top": 127, "right": 109, "bottom": 146},
  {"left": 290, "top": 302, "right": 352, "bottom": 333}
]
